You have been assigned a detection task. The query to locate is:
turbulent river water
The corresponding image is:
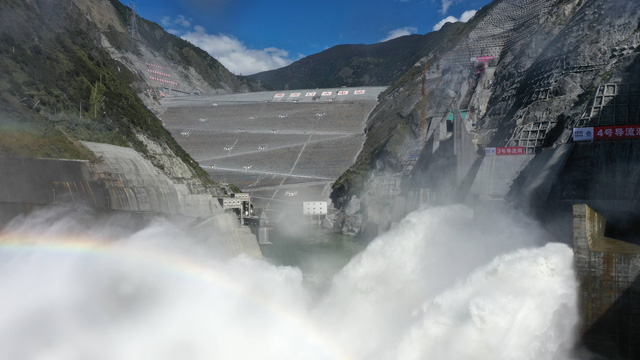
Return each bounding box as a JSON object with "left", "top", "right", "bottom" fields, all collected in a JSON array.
[
  {"left": 0, "top": 205, "right": 578, "bottom": 360},
  {"left": 261, "top": 228, "right": 364, "bottom": 294}
]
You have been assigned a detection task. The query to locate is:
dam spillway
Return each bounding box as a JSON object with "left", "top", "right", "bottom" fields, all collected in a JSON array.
[{"left": 159, "top": 87, "right": 386, "bottom": 211}]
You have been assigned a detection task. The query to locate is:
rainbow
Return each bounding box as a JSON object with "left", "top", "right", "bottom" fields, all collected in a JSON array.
[{"left": 0, "top": 232, "right": 354, "bottom": 360}]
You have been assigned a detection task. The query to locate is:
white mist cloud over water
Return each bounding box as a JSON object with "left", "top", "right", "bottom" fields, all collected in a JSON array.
[{"left": 0, "top": 205, "right": 578, "bottom": 360}]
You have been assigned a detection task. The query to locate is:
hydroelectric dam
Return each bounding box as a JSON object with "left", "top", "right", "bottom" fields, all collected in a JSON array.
[{"left": 159, "top": 87, "right": 386, "bottom": 217}]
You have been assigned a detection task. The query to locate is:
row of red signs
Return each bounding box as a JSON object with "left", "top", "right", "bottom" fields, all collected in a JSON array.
[
  {"left": 147, "top": 69, "right": 171, "bottom": 78},
  {"left": 485, "top": 147, "right": 526, "bottom": 156},
  {"left": 149, "top": 76, "right": 178, "bottom": 86},
  {"left": 145, "top": 63, "right": 165, "bottom": 70},
  {"left": 573, "top": 125, "right": 640, "bottom": 141},
  {"left": 274, "top": 90, "right": 366, "bottom": 98}
]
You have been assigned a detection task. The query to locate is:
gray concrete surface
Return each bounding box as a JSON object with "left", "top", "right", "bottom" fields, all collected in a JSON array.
[
  {"left": 470, "top": 154, "right": 535, "bottom": 199},
  {"left": 160, "top": 87, "right": 386, "bottom": 213},
  {"left": 0, "top": 142, "right": 262, "bottom": 258},
  {"left": 573, "top": 204, "right": 640, "bottom": 359}
]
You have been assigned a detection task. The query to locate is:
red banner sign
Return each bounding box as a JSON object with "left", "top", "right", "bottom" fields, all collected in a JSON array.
[
  {"left": 485, "top": 147, "right": 526, "bottom": 155},
  {"left": 573, "top": 125, "right": 640, "bottom": 141},
  {"left": 594, "top": 125, "right": 640, "bottom": 140}
]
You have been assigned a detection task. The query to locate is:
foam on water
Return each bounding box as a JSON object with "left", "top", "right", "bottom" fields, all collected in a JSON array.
[{"left": 0, "top": 205, "right": 578, "bottom": 360}]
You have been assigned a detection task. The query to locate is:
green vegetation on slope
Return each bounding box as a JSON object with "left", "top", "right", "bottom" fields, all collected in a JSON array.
[
  {"left": 0, "top": 118, "right": 89, "bottom": 159},
  {"left": 0, "top": 0, "right": 214, "bottom": 184},
  {"left": 106, "top": 0, "right": 260, "bottom": 93}
]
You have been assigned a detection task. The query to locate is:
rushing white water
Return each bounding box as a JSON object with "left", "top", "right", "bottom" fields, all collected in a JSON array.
[{"left": 0, "top": 205, "right": 578, "bottom": 360}]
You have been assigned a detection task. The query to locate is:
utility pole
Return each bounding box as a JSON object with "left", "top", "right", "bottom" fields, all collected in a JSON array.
[
  {"left": 129, "top": 3, "right": 140, "bottom": 40},
  {"left": 421, "top": 59, "right": 430, "bottom": 137}
]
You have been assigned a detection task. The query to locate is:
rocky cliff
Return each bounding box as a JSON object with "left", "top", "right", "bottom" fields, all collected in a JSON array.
[
  {"left": 0, "top": 0, "right": 263, "bottom": 189},
  {"left": 330, "top": 0, "right": 640, "bottom": 239},
  {"left": 0, "top": 0, "right": 263, "bottom": 255}
]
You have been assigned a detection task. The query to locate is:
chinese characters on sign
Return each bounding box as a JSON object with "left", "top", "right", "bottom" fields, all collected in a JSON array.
[
  {"left": 274, "top": 93, "right": 285, "bottom": 98},
  {"left": 485, "top": 147, "right": 526, "bottom": 155},
  {"left": 573, "top": 125, "right": 640, "bottom": 141},
  {"left": 338, "top": 91, "right": 348, "bottom": 95}
]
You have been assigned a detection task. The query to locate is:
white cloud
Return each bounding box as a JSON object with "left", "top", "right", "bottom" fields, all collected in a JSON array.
[
  {"left": 459, "top": 9, "right": 477, "bottom": 22},
  {"left": 174, "top": 15, "right": 192, "bottom": 28},
  {"left": 161, "top": 15, "right": 193, "bottom": 29},
  {"left": 432, "top": 9, "right": 476, "bottom": 31},
  {"left": 433, "top": 16, "right": 458, "bottom": 31},
  {"left": 381, "top": 26, "right": 418, "bottom": 42},
  {"left": 181, "top": 25, "right": 295, "bottom": 75},
  {"left": 440, "top": 0, "right": 454, "bottom": 14}
]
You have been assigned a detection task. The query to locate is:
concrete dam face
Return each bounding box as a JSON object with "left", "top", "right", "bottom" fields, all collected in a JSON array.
[
  {"left": 159, "top": 87, "right": 386, "bottom": 215},
  {"left": 0, "top": 141, "right": 261, "bottom": 259}
]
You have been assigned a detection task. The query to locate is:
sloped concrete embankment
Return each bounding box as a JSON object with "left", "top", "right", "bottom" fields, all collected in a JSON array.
[{"left": 0, "top": 142, "right": 260, "bottom": 257}]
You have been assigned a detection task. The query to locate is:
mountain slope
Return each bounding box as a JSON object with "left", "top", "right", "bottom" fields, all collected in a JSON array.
[
  {"left": 103, "top": 0, "right": 260, "bottom": 96},
  {"left": 0, "top": 0, "right": 257, "bottom": 186},
  {"left": 248, "top": 22, "right": 463, "bottom": 90},
  {"left": 330, "top": 0, "right": 640, "bottom": 235}
]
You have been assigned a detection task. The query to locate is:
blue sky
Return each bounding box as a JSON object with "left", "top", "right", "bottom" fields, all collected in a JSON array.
[{"left": 131, "top": 0, "right": 492, "bottom": 75}]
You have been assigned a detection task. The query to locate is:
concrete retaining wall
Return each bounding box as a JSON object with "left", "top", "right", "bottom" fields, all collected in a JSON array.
[
  {"left": 84, "top": 141, "right": 224, "bottom": 217},
  {"left": 0, "top": 142, "right": 261, "bottom": 258},
  {"left": 470, "top": 154, "right": 535, "bottom": 199},
  {"left": 573, "top": 204, "right": 640, "bottom": 358},
  {"left": 0, "top": 156, "right": 106, "bottom": 207}
]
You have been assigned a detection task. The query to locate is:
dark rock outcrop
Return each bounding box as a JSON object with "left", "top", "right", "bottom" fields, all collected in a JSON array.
[{"left": 331, "top": 0, "right": 640, "bottom": 239}]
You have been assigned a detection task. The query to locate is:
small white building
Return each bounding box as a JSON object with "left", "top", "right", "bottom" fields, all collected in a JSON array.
[
  {"left": 303, "top": 201, "right": 327, "bottom": 225},
  {"left": 303, "top": 201, "right": 327, "bottom": 215}
]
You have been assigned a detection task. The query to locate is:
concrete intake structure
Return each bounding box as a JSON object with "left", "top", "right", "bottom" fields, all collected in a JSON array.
[
  {"left": 0, "top": 142, "right": 262, "bottom": 258},
  {"left": 573, "top": 204, "right": 640, "bottom": 358}
]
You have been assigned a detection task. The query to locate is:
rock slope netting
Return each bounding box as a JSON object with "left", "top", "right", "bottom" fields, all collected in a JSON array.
[
  {"left": 327, "top": 3, "right": 640, "bottom": 356},
  {"left": 331, "top": 0, "right": 640, "bottom": 238}
]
